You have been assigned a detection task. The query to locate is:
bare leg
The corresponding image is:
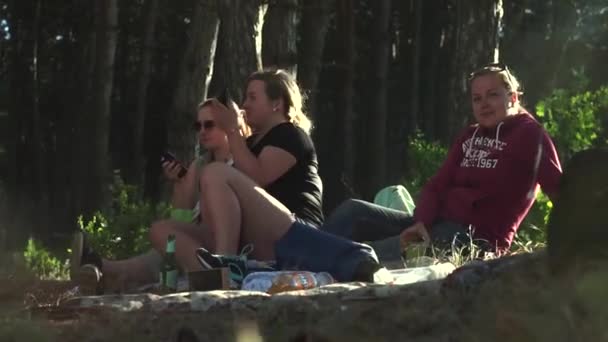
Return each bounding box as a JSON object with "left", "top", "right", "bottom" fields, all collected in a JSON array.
[
  {"left": 101, "top": 250, "right": 161, "bottom": 291},
  {"left": 97, "top": 220, "right": 213, "bottom": 291},
  {"left": 149, "top": 219, "right": 214, "bottom": 272},
  {"left": 199, "top": 162, "right": 294, "bottom": 261},
  {"left": 199, "top": 166, "right": 242, "bottom": 254}
]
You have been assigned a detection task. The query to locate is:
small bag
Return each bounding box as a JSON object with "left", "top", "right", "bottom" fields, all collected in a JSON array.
[{"left": 373, "top": 185, "right": 416, "bottom": 215}]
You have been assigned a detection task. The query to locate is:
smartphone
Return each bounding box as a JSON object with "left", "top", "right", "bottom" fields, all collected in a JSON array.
[
  {"left": 217, "top": 87, "right": 231, "bottom": 106},
  {"left": 160, "top": 152, "right": 188, "bottom": 178}
]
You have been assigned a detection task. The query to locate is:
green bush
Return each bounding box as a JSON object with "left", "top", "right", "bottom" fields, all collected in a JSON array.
[
  {"left": 403, "top": 131, "right": 448, "bottom": 198},
  {"left": 23, "top": 238, "right": 69, "bottom": 280},
  {"left": 536, "top": 86, "right": 608, "bottom": 161},
  {"left": 513, "top": 192, "right": 552, "bottom": 252},
  {"left": 516, "top": 84, "right": 608, "bottom": 249},
  {"left": 77, "top": 172, "right": 170, "bottom": 260}
]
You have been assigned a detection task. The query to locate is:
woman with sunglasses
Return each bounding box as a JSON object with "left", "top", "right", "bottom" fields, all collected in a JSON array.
[
  {"left": 317, "top": 63, "right": 563, "bottom": 262},
  {"left": 70, "top": 99, "right": 250, "bottom": 293},
  {"left": 160, "top": 99, "right": 248, "bottom": 220}
]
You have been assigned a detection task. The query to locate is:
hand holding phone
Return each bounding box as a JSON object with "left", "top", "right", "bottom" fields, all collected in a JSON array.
[{"left": 160, "top": 152, "right": 188, "bottom": 179}]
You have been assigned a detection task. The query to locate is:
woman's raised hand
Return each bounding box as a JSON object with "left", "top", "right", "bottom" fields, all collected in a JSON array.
[{"left": 208, "top": 98, "right": 240, "bottom": 133}]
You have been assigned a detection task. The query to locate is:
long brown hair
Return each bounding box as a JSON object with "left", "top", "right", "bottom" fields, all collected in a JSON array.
[{"left": 246, "top": 69, "right": 313, "bottom": 134}]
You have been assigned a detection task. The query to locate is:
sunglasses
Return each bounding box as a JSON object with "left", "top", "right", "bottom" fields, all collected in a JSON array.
[{"left": 193, "top": 120, "right": 215, "bottom": 132}]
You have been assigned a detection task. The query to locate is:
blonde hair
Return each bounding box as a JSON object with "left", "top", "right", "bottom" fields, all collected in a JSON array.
[
  {"left": 469, "top": 63, "right": 524, "bottom": 110},
  {"left": 246, "top": 69, "right": 313, "bottom": 134}
]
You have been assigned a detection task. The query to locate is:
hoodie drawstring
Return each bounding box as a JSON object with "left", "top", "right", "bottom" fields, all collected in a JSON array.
[
  {"left": 467, "top": 127, "right": 480, "bottom": 158},
  {"left": 495, "top": 121, "right": 504, "bottom": 145},
  {"left": 527, "top": 129, "right": 544, "bottom": 199}
]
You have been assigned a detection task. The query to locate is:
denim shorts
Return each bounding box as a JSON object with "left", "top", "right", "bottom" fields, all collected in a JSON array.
[{"left": 274, "top": 219, "right": 378, "bottom": 282}]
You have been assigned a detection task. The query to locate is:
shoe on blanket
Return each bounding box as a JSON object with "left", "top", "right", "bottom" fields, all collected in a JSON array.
[
  {"left": 351, "top": 257, "right": 382, "bottom": 283},
  {"left": 70, "top": 231, "right": 103, "bottom": 279},
  {"left": 195, "top": 245, "right": 254, "bottom": 286},
  {"left": 70, "top": 231, "right": 105, "bottom": 295},
  {"left": 74, "top": 264, "right": 103, "bottom": 296}
]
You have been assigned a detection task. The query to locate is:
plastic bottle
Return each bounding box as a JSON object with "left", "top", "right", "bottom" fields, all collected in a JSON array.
[
  {"left": 267, "top": 271, "right": 334, "bottom": 294},
  {"left": 241, "top": 271, "right": 335, "bottom": 294}
]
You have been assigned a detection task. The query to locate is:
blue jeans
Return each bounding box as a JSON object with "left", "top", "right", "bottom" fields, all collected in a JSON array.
[
  {"left": 274, "top": 219, "right": 379, "bottom": 282},
  {"left": 321, "top": 199, "right": 482, "bottom": 261},
  {"left": 322, "top": 199, "right": 417, "bottom": 241}
]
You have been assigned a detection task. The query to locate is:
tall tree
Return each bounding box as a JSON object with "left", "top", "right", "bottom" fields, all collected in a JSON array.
[
  {"left": 408, "top": 0, "right": 423, "bottom": 134},
  {"left": 86, "top": 0, "right": 118, "bottom": 214},
  {"left": 5, "top": 0, "right": 40, "bottom": 241},
  {"left": 367, "top": 0, "right": 392, "bottom": 197},
  {"left": 418, "top": 0, "right": 450, "bottom": 142},
  {"left": 335, "top": 0, "right": 356, "bottom": 195},
  {"left": 501, "top": 0, "right": 577, "bottom": 108},
  {"left": 167, "top": 0, "right": 219, "bottom": 161},
  {"left": 262, "top": 0, "right": 298, "bottom": 75},
  {"left": 47, "top": 0, "right": 97, "bottom": 236},
  {"left": 297, "top": 0, "right": 333, "bottom": 119},
  {"left": 131, "top": 0, "right": 159, "bottom": 185},
  {"left": 30, "top": 0, "right": 45, "bottom": 219},
  {"left": 444, "top": 0, "right": 504, "bottom": 140},
  {"left": 210, "top": 0, "right": 262, "bottom": 104}
]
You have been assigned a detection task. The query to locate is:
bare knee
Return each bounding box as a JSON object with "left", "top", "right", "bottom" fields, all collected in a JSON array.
[
  {"left": 199, "top": 162, "right": 231, "bottom": 192},
  {"left": 149, "top": 220, "right": 175, "bottom": 252}
]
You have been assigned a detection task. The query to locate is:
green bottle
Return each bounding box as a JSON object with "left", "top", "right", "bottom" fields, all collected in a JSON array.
[{"left": 159, "top": 234, "right": 178, "bottom": 292}]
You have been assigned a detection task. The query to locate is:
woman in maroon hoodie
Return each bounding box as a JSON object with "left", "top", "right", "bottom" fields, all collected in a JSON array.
[{"left": 322, "top": 63, "right": 562, "bottom": 257}]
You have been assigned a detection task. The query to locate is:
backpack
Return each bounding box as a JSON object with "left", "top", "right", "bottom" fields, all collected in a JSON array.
[{"left": 373, "top": 185, "right": 416, "bottom": 215}]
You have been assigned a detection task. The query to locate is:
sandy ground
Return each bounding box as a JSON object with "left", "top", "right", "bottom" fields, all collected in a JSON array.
[{"left": 1, "top": 254, "right": 607, "bottom": 342}]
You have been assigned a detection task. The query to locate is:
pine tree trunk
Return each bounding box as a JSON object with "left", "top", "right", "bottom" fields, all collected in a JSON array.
[
  {"left": 409, "top": 0, "right": 422, "bottom": 133},
  {"left": 385, "top": 1, "right": 412, "bottom": 184},
  {"left": 30, "top": 0, "right": 50, "bottom": 237},
  {"left": 262, "top": 0, "right": 298, "bottom": 75},
  {"left": 6, "top": 0, "right": 37, "bottom": 243},
  {"left": 167, "top": 0, "right": 219, "bottom": 161},
  {"left": 111, "top": 2, "right": 133, "bottom": 181},
  {"left": 502, "top": 0, "right": 578, "bottom": 108},
  {"left": 336, "top": 0, "right": 356, "bottom": 195},
  {"left": 87, "top": 0, "right": 118, "bottom": 214},
  {"left": 419, "top": 1, "right": 449, "bottom": 142},
  {"left": 131, "top": 0, "right": 159, "bottom": 185},
  {"left": 47, "top": 0, "right": 95, "bottom": 232},
  {"left": 444, "top": 0, "right": 503, "bottom": 141},
  {"left": 367, "top": 0, "right": 391, "bottom": 197},
  {"left": 210, "top": 0, "right": 262, "bottom": 104},
  {"left": 297, "top": 0, "right": 333, "bottom": 119}
]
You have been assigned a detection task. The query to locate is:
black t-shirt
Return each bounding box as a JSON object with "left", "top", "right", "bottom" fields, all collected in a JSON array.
[{"left": 247, "top": 122, "right": 324, "bottom": 227}]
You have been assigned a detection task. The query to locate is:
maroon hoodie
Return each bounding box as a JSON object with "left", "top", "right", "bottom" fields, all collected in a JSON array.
[{"left": 413, "top": 112, "right": 562, "bottom": 251}]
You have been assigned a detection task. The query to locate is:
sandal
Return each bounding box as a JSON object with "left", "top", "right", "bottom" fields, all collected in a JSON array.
[{"left": 70, "top": 231, "right": 104, "bottom": 295}]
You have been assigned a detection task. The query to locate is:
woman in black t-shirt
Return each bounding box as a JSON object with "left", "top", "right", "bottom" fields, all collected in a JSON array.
[{"left": 201, "top": 69, "right": 324, "bottom": 259}]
